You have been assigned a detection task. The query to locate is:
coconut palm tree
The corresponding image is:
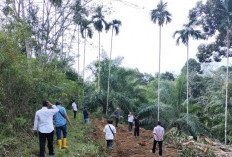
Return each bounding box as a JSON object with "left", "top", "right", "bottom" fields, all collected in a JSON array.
[
  {"left": 150, "top": 0, "right": 172, "bottom": 121},
  {"left": 92, "top": 6, "right": 108, "bottom": 92},
  {"left": 80, "top": 19, "right": 93, "bottom": 94},
  {"left": 105, "top": 19, "right": 122, "bottom": 115},
  {"left": 173, "top": 20, "right": 203, "bottom": 124}
]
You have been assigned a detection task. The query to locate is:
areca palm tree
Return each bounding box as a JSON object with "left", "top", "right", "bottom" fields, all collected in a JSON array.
[
  {"left": 73, "top": 0, "right": 88, "bottom": 77},
  {"left": 80, "top": 19, "right": 93, "bottom": 94},
  {"left": 92, "top": 6, "right": 108, "bottom": 92},
  {"left": 150, "top": 0, "right": 172, "bottom": 121},
  {"left": 105, "top": 19, "right": 122, "bottom": 115},
  {"left": 173, "top": 20, "right": 203, "bottom": 124}
]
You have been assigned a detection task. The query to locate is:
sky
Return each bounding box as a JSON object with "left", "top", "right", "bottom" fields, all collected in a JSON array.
[{"left": 72, "top": 0, "right": 221, "bottom": 78}]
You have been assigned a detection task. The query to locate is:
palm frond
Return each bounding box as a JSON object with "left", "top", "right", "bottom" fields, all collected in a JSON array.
[
  {"left": 150, "top": 0, "right": 172, "bottom": 26},
  {"left": 169, "top": 113, "right": 211, "bottom": 138}
]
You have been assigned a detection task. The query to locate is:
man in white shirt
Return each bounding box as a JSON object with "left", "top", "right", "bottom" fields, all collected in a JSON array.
[
  {"left": 33, "top": 101, "right": 59, "bottom": 157},
  {"left": 71, "top": 100, "right": 78, "bottom": 119},
  {"left": 152, "top": 121, "right": 165, "bottom": 156},
  {"left": 128, "top": 112, "right": 134, "bottom": 132},
  {"left": 103, "top": 120, "right": 116, "bottom": 152}
]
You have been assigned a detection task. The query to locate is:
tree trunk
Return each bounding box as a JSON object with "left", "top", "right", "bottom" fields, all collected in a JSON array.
[
  {"left": 21, "top": 0, "right": 31, "bottom": 59},
  {"left": 82, "top": 30, "right": 87, "bottom": 96},
  {"left": 68, "top": 25, "right": 77, "bottom": 57},
  {"left": 42, "top": 0, "right": 45, "bottom": 56},
  {"left": 158, "top": 25, "right": 161, "bottom": 121},
  {"left": 78, "top": 25, "right": 80, "bottom": 78},
  {"left": 61, "top": 9, "right": 64, "bottom": 59},
  {"left": 18, "top": 0, "right": 21, "bottom": 18},
  {"left": 224, "top": 27, "right": 231, "bottom": 145},
  {"left": 98, "top": 31, "right": 101, "bottom": 92},
  {"left": 187, "top": 42, "right": 189, "bottom": 124},
  {"left": 106, "top": 28, "right": 114, "bottom": 115}
]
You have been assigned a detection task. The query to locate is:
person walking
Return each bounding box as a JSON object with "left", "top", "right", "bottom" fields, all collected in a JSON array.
[
  {"left": 152, "top": 121, "right": 165, "bottom": 156},
  {"left": 103, "top": 119, "right": 116, "bottom": 152},
  {"left": 128, "top": 112, "right": 134, "bottom": 132},
  {"left": 33, "top": 101, "right": 59, "bottom": 157},
  {"left": 72, "top": 100, "right": 78, "bottom": 119},
  {"left": 133, "top": 115, "right": 140, "bottom": 137},
  {"left": 53, "top": 101, "right": 72, "bottom": 149},
  {"left": 113, "top": 108, "right": 120, "bottom": 127},
  {"left": 83, "top": 106, "right": 89, "bottom": 124}
]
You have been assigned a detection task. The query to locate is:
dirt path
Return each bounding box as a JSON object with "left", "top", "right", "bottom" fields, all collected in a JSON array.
[{"left": 91, "top": 118, "right": 179, "bottom": 157}]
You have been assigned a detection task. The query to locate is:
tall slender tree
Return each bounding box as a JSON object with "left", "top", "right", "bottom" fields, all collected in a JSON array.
[
  {"left": 173, "top": 20, "right": 203, "bottom": 124},
  {"left": 73, "top": 0, "right": 88, "bottom": 77},
  {"left": 105, "top": 19, "right": 122, "bottom": 115},
  {"left": 189, "top": 0, "right": 232, "bottom": 143},
  {"left": 92, "top": 6, "right": 108, "bottom": 92},
  {"left": 150, "top": 0, "right": 172, "bottom": 121},
  {"left": 80, "top": 19, "right": 93, "bottom": 94}
]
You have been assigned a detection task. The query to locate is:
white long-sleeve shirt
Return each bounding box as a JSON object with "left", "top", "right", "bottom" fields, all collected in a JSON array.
[{"left": 33, "top": 105, "right": 59, "bottom": 133}]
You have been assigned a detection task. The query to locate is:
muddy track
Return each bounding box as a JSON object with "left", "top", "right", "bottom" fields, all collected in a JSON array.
[{"left": 91, "top": 118, "right": 179, "bottom": 157}]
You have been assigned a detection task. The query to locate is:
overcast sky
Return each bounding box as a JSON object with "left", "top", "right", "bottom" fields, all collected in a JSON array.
[{"left": 72, "top": 0, "right": 221, "bottom": 78}]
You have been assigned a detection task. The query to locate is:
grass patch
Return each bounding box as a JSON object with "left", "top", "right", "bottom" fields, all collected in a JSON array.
[{"left": 1, "top": 110, "right": 106, "bottom": 157}]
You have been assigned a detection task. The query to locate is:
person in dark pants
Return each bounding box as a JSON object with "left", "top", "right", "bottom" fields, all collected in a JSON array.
[
  {"left": 152, "top": 121, "right": 165, "bottom": 156},
  {"left": 113, "top": 108, "right": 120, "bottom": 127},
  {"left": 33, "top": 101, "right": 59, "bottom": 157},
  {"left": 83, "top": 106, "right": 89, "bottom": 124},
  {"left": 103, "top": 120, "right": 116, "bottom": 153},
  {"left": 133, "top": 115, "right": 140, "bottom": 137},
  {"left": 72, "top": 100, "right": 78, "bottom": 119},
  {"left": 128, "top": 112, "right": 134, "bottom": 131},
  {"left": 39, "top": 131, "right": 54, "bottom": 156}
]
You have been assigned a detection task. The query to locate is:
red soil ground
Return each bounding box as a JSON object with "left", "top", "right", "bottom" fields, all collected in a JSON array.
[{"left": 91, "top": 118, "right": 179, "bottom": 157}]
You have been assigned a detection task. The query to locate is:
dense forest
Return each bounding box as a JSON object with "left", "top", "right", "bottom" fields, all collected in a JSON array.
[{"left": 0, "top": 0, "right": 232, "bottom": 156}]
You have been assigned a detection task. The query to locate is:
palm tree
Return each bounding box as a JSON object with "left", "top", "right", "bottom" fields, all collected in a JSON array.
[
  {"left": 150, "top": 0, "right": 172, "bottom": 121},
  {"left": 80, "top": 19, "right": 93, "bottom": 95},
  {"left": 92, "top": 6, "right": 108, "bottom": 92},
  {"left": 73, "top": 0, "right": 88, "bottom": 78},
  {"left": 105, "top": 19, "right": 122, "bottom": 115},
  {"left": 173, "top": 20, "right": 203, "bottom": 124}
]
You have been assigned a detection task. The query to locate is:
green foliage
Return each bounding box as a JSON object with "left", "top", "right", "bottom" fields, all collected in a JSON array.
[
  {"left": 0, "top": 30, "right": 83, "bottom": 155},
  {"left": 173, "top": 20, "right": 203, "bottom": 46},
  {"left": 181, "top": 58, "right": 202, "bottom": 74},
  {"left": 190, "top": 0, "right": 232, "bottom": 62},
  {"left": 160, "top": 72, "right": 175, "bottom": 81},
  {"left": 150, "top": 0, "right": 172, "bottom": 26}
]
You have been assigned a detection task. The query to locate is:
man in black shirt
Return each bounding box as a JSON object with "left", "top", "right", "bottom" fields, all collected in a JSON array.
[{"left": 134, "top": 115, "right": 140, "bottom": 137}]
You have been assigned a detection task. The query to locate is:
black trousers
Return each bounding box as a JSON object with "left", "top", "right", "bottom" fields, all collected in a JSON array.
[
  {"left": 39, "top": 131, "right": 54, "bottom": 157},
  {"left": 128, "top": 122, "right": 133, "bottom": 131},
  {"left": 73, "top": 110, "right": 77, "bottom": 119},
  {"left": 115, "top": 118, "right": 119, "bottom": 127},
  {"left": 152, "top": 140, "right": 163, "bottom": 156},
  {"left": 134, "top": 127, "right": 139, "bottom": 136}
]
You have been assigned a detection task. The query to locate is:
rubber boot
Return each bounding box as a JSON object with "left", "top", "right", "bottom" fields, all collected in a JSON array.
[
  {"left": 63, "top": 138, "right": 68, "bottom": 148},
  {"left": 57, "top": 140, "right": 62, "bottom": 149}
]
